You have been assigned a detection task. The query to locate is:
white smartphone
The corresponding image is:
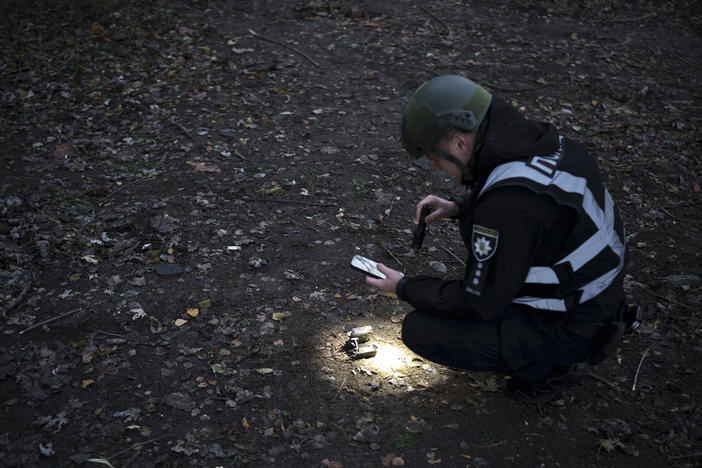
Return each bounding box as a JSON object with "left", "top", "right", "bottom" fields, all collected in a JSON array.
[{"left": 350, "top": 254, "right": 387, "bottom": 279}]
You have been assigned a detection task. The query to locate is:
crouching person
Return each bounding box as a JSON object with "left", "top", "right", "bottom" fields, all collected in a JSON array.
[{"left": 366, "top": 75, "right": 638, "bottom": 403}]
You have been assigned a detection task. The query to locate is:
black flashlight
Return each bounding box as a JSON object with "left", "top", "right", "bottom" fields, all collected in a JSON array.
[{"left": 411, "top": 204, "right": 432, "bottom": 251}]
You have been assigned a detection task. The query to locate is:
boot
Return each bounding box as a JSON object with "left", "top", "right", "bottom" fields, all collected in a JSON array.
[{"left": 503, "top": 362, "right": 588, "bottom": 404}]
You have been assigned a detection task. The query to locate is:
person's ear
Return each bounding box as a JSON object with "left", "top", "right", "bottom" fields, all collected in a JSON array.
[{"left": 453, "top": 131, "right": 466, "bottom": 150}]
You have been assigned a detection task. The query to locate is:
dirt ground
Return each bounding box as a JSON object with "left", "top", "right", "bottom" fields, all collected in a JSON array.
[{"left": 1, "top": 0, "right": 701, "bottom": 466}]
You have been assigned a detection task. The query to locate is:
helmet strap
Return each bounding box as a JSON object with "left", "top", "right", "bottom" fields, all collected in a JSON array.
[{"left": 435, "top": 148, "right": 477, "bottom": 185}]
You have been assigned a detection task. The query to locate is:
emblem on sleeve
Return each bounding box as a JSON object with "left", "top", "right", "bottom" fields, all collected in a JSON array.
[{"left": 471, "top": 225, "right": 499, "bottom": 262}]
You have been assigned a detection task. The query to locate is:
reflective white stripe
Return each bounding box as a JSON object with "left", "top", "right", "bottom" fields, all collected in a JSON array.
[
  {"left": 558, "top": 189, "right": 624, "bottom": 271},
  {"left": 480, "top": 137, "right": 626, "bottom": 308},
  {"left": 480, "top": 136, "right": 566, "bottom": 197},
  {"left": 513, "top": 297, "right": 567, "bottom": 312},
  {"left": 488, "top": 162, "right": 625, "bottom": 271},
  {"left": 580, "top": 263, "right": 624, "bottom": 303},
  {"left": 524, "top": 266, "right": 559, "bottom": 284},
  {"left": 480, "top": 161, "right": 551, "bottom": 197}
]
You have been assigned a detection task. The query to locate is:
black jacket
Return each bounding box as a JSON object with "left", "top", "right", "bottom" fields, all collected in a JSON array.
[{"left": 397, "top": 98, "right": 625, "bottom": 327}]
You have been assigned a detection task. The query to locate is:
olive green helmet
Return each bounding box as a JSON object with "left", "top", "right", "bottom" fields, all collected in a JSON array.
[{"left": 401, "top": 75, "right": 492, "bottom": 157}]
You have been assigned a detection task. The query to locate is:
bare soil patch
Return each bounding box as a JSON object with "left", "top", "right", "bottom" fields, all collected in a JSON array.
[{"left": 1, "top": 1, "right": 701, "bottom": 466}]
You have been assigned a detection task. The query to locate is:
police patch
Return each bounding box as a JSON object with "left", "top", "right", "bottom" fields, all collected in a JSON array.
[{"left": 471, "top": 225, "right": 499, "bottom": 262}]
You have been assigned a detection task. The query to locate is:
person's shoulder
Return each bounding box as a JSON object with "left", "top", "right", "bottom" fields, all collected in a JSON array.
[
  {"left": 477, "top": 185, "right": 571, "bottom": 224},
  {"left": 479, "top": 185, "right": 552, "bottom": 207}
]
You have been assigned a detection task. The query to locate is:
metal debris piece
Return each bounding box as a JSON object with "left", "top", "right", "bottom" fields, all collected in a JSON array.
[
  {"left": 349, "top": 325, "right": 373, "bottom": 342},
  {"left": 348, "top": 338, "right": 378, "bottom": 359}
]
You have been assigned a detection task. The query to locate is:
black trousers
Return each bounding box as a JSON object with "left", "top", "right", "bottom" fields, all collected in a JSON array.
[{"left": 401, "top": 304, "right": 591, "bottom": 383}]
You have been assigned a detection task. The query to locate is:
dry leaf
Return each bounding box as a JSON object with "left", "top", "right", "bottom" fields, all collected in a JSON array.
[
  {"left": 186, "top": 308, "right": 199, "bottom": 317},
  {"left": 320, "top": 146, "right": 340, "bottom": 154},
  {"left": 272, "top": 312, "right": 291, "bottom": 322},
  {"left": 241, "top": 417, "right": 249, "bottom": 430},
  {"left": 82, "top": 255, "right": 99, "bottom": 265},
  {"left": 174, "top": 318, "right": 188, "bottom": 326},
  {"left": 598, "top": 438, "right": 624, "bottom": 454},
  {"left": 381, "top": 453, "right": 405, "bottom": 466},
  {"left": 186, "top": 160, "right": 220, "bottom": 172}
]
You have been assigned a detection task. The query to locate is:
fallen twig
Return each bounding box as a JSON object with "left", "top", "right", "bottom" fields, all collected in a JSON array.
[
  {"left": 4, "top": 283, "right": 31, "bottom": 314},
  {"left": 246, "top": 197, "right": 336, "bottom": 207},
  {"left": 397, "top": 63, "right": 446, "bottom": 76},
  {"left": 170, "top": 119, "right": 210, "bottom": 155},
  {"left": 381, "top": 197, "right": 395, "bottom": 221},
  {"left": 631, "top": 348, "right": 650, "bottom": 391},
  {"left": 669, "top": 452, "right": 702, "bottom": 461},
  {"left": 19, "top": 308, "right": 83, "bottom": 335},
  {"left": 613, "top": 86, "right": 649, "bottom": 112},
  {"left": 648, "top": 290, "right": 691, "bottom": 310},
  {"left": 27, "top": 202, "right": 61, "bottom": 225},
  {"left": 170, "top": 119, "right": 197, "bottom": 142},
  {"left": 95, "top": 330, "right": 124, "bottom": 338},
  {"left": 417, "top": 6, "right": 454, "bottom": 40},
  {"left": 333, "top": 372, "right": 348, "bottom": 400},
  {"left": 442, "top": 246, "right": 465, "bottom": 266},
  {"left": 587, "top": 371, "right": 616, "bottom": 388},
  {"left": 97, "top": 168, "right": 173, "bottom": 206},
  {"left": 387, "top": 249, "right": 404, "bottom": 269},
  {"left": 107, "top": 435, "right": 170, "bottom": 461},
  {"left": 97, "top": 173, "right": 157, "bottom": 206},
  {"left": 485, "top": 82, "right": 535, "bottom": 94},
  {"left": 660, "top": 206, "right": 702, "bottom": 229},
  {"left": 249, "top": 29, "right": 321, "bottom": 68},
  {"left": 674, "top": 52, "right": 696, "bottom": 66},
  {"left": 604, "top": 12, "right": 656, "bottom": 23}
]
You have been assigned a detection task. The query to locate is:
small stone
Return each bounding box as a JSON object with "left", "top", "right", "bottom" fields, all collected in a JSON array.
[
  {"left": 130, "top": 276, "right": 146, "bottom": 287},
  {"left": 353, "top": 424, "right": 379, "bottom": 442},
  {"left": 162, "top": 392, "right": 195, "bottom": 412},
  {"left": 309, "top": 434, "right": 329, "bottom": 449},
  {"left": 429, "top": 261, "right": 447, "bottom": 274},
  {"left": 39, "top": 442, "right": 55, "bottom": 457}
]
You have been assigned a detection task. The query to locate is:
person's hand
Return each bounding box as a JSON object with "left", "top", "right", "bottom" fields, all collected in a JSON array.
[
  {"left": 365, "top": 263, "right": 403, "bottom": 295},
  {"left": 415, "top": 195, "right": 459, "bottom": 223}
]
